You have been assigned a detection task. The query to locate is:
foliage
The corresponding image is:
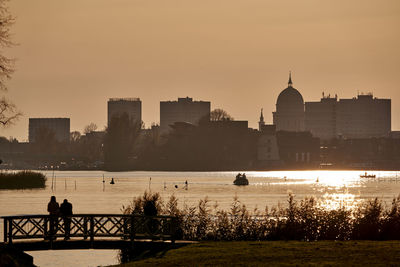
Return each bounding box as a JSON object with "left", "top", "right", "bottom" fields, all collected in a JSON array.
[
  {"left": 123, "top": 191, "right": 400, "bottom": 241},
  {"left": 83, "top": 123, "right": 98, "bottom": 134},
  {"left": 0, "top": 171, "right": 46, "bottom": 189},
  {"left": 0, "top": 0, "right": 20, "bottom": 126},
  {"left": 209, "top": 108, "right": 233, "bottom": 122}
]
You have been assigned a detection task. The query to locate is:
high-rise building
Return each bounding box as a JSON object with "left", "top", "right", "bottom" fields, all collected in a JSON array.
[
  {"left": 305, "top": 94, "right": 338, "bottom": 140},
  {"left": 272, "top": 73, "right": 305, "bottom": 132},
  {"left": 29, "top": 118, "right": 70, "bottom": 143},
  {"left": 336, "top": 94, "right": 391, "bottom": 138},
  {"left": 305, "top": 93, "right": 391, "bottom": 140},
  {"left": 160, "top": 97, "right": 210, "bottom": 135},
  {"left": 107, "top": 98, "right": 142, "bottom": 126}
]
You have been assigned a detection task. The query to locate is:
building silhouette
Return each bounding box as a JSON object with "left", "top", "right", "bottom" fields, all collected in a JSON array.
[
  {"left": 272, "top": 73, "right": 305, "bottom": 132},
  {"left": 29, "top": 118, "right": 70, "bottom": 143},
  {"left": 336, "top": 93, "right": 391, "bottom": 139},
  {"left": 107, "top": 98, "right": 142, "bottom": 126},
  {"left": 258, "top": 108, "right": 265, "bottom": 131},
  {"left": 257, "top": 124, "right": 280, "bottom": 164},
  {"left": 160, "top": 97, "right": 210, "bottom": 135},
  {"left": 305, "top": 94, "right": 338, "bottom": 140},
  {"left": 305, "top": 93, "right": 391, "bottom": 140}
]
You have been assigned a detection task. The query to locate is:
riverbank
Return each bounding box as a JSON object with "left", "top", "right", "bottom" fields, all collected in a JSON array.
[
  {"left": 117, "top": 241, "right": 400, "bottom": 266},
  {"left": 0, "top": 171, "right": 46, "bottom": 189}
]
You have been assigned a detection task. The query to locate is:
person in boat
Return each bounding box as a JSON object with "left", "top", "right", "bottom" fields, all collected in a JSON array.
[
  {"left": 242, "top": 173, "right": 247, "bottom": 179},
  {"left": 236, "top": 173, "right": 242, "bottom": 179}
]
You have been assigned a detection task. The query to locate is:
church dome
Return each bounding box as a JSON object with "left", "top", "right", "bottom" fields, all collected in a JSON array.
[
  {"left": 276, "top": 73, "right": 304, "bottom": 110},
  {"left": 276, "top": 86, "right": 304, "bottom": 106}
]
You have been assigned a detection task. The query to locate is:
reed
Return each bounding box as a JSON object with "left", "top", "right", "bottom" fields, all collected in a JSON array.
[
  {"left": 0, "top": 171, "right": 46, "bottom": 189},
  {"left": 123, "top": 191, "right": 400, "bottom": 241}
]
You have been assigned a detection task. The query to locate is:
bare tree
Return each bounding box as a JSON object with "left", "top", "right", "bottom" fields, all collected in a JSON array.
[
  {"left": 70, "top": 131, "right": 81, "bottom": 143},
  {"left": 210, "top": 108, "right": 233, "bottom": 121},
  {"left": 83, "top": 123, "right": 98, "bottom": 134},
  {"left": 0, "top": 0, "right": 20, "bottom": 126},
  {"left": 0, "top": 97, "right": 20, "bottom": 126}
]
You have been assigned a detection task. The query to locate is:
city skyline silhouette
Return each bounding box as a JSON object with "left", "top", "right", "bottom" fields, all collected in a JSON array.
[{"left": 1, "top": 0, "right": 399, "bottom": 140}]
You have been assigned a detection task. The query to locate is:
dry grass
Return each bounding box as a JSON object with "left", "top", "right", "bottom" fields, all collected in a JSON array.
[{"left": 118, "top": 240, "right": 400, "bottom": 266}]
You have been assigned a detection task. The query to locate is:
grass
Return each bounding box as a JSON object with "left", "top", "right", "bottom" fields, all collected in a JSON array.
[
  {"left": 118, "top": 241, "right": 400, "bottom": 266},
  {"left": 0, "top": 171, "right": 46, "bottom": 189}
]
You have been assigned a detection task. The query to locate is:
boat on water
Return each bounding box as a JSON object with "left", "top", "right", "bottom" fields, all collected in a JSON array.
[
  {"left": 234, "top": 173, "right": 249, "bottom": 186},
  {"left": 360, "top": 172, "right": 376, "bottom": 178}
]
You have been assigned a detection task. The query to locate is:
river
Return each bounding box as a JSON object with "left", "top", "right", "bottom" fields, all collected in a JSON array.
[{"left": 1, "top": 170, "right": 400, "bottom": 266}]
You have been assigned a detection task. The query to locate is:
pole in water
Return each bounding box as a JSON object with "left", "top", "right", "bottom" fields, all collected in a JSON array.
[
  {"left": 75, "top": 180, "right": 77, "bottom": 191},
  {"left": 65, "top": 178, "right": 67, "bottom": 191},
  {"left": 149, "top": 177, "right": 151, "bottom": 191},
  {"left": 185, "top": 180, "right": 188, "bottom": 190},
  {"left": 164, "top": 181, "right": 166, "bottom": 190}
]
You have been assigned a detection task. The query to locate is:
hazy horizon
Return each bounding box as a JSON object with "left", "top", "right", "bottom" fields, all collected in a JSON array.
[{"left": 1, "top": 0, "right": 399, "bottom": 141}]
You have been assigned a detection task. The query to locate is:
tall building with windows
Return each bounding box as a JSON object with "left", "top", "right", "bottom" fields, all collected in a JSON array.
[
  {"left": 305, "top": 93, "right": 391, "bottom": 140},
  {"left": 107, "top": 98, "right": 142, "bottom": 126},
  {"left": 305, "top": 94, "right": 338, "bottom": 140},
  {"left": 272, "top": 73, "right": 305, "bottom": 132},
  {"left": 160, "top": 97, "right": 210, "bottom": 135},
  {"left": 29, "top": 118, "right": 70, "bottom": 143},
  {"left": 336, "top": 94, "right": 391, "bottom": 138}
]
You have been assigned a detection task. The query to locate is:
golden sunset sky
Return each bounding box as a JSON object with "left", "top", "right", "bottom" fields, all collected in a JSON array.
[{"left": 1, "top": 0, "right": 399, "bottom": 140}]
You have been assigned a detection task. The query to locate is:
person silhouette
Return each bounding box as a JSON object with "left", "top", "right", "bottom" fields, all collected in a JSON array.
[
  {"left": 143, "top": 200, "right": 158, "bottom": 235},
  {"left": 47, "top": 196, "right": 59, "bottom": 239},
  {"left": 60, "top": 199, "right": 73, "bottom": 240}
]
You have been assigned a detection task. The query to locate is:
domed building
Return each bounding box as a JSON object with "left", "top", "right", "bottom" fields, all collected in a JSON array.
[{"left": 272, "top": 73, "right": 305, "bottom": 131}]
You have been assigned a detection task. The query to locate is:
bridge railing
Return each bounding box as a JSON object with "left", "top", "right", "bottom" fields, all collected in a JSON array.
[{"left": 2, "top": 214, "right": 177, "bottom": 244}]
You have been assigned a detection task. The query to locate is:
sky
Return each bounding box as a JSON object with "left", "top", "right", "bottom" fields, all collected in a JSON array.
[{"left": 1, "top": 0, "right": 399, "bottom": 141}]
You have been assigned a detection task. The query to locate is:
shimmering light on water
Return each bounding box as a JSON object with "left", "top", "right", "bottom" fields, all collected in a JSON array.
[{"left": 1, "top": 170, "right": 400, "bottom": 266}]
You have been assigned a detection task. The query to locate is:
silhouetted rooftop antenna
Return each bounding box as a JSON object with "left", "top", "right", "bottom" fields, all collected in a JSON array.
[{"left": 288, "top": 71, "right": 293, "bottom": 87}]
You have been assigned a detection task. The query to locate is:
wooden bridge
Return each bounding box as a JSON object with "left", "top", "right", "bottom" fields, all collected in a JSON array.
[{"left": 1, "top": 214, "right": 179, "bottom": 251}]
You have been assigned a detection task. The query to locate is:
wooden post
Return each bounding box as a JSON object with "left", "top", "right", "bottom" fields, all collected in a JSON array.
[
  {"left": 44, "top": 217, "right": 48, "bottom": 240},
  {"left": 4, "top": 218, "right": 8, "bottom": 243},
  {"left": 83, "top": 217, "right": 88, "bottom": 240},
  {"left": 90, "top": 216, "right": 94, "bottom": 248},
  {"left": 130, "top": 215, "right": 135, "bottom": 241},
  {"left": 171, "top": 217, "right": 176, "bottom": 244},
  {"left": 8, "top": 218, "right": 13, "bottom": 244}
]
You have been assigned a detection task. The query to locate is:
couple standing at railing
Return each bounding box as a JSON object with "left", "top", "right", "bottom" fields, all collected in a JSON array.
[{"left": 47, "top": 196, "right": 73, "bottom": 240}]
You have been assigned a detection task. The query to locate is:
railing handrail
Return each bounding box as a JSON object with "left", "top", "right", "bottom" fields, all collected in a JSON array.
[
  {"left": 2, "top": 213, "right": 178, "bottom": 246},
  {"left": 1, "top": 214, "right": 176, "bottom": 219}
]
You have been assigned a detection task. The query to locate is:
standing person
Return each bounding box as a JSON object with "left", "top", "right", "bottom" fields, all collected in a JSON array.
[
  {"left": 60, "top": 199, "right": 73, "bottom": 240},
  {"left": 47, "top": 196, "right": 59, "bottom": 240}
]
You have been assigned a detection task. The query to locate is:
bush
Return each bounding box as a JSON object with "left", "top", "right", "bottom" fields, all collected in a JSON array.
[
  {"left": 122, "top": 191, "right": 400, "bottom": 241},
  {"left": 0, "top": 171, "right": 46, "bottom": 189}
]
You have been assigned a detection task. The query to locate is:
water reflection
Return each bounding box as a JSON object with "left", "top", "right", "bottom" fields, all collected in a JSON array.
[{"left": 1, "top": 170, "right": 400, "bottom": 267}]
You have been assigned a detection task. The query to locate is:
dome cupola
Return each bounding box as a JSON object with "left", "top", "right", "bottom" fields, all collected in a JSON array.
[{"left": 276, "top": 72, "right": 304, "bottom": 111}]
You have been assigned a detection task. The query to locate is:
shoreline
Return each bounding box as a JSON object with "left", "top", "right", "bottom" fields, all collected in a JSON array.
[{"left": 2, "top": 167, "right": 400, "bottom": 172}]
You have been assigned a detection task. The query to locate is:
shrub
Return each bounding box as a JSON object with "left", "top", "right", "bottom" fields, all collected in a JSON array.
[
  {"left": 0, "top": 171, "right": 46, "bottom": 189},
  {"left": 122, "top": 191, "right": 400, "bottom": 241}
]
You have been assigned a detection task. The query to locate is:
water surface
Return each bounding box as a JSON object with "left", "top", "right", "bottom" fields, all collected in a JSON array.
[{"left": 1, "top": 170, "right": 400, "bottom": 266}]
